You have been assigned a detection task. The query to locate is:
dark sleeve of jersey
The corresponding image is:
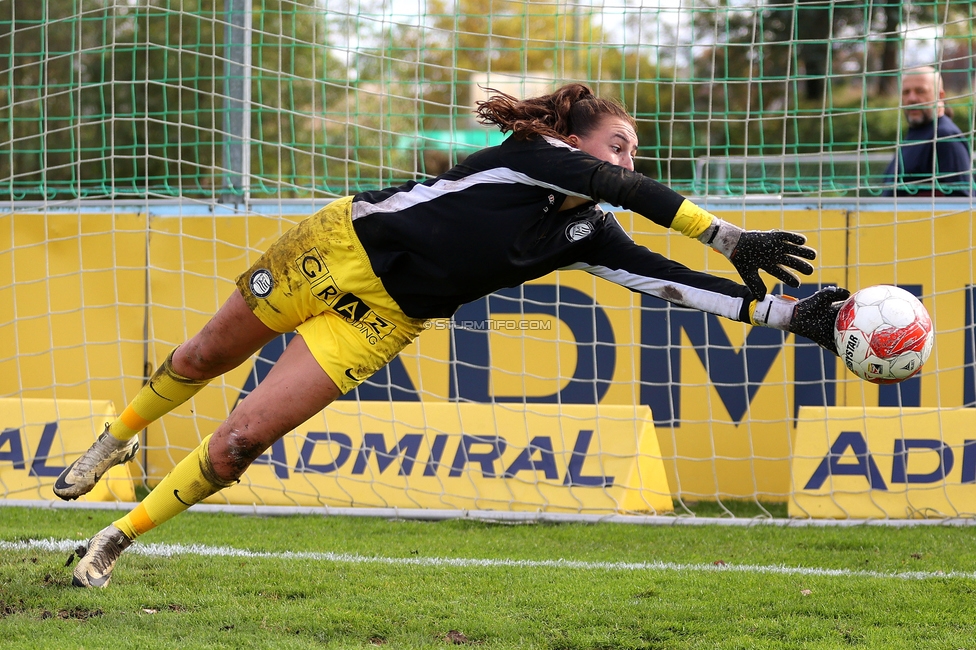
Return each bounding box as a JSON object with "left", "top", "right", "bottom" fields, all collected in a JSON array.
[
  {"left": 503, "top": 138, "right": 687, "bottom": 229},
  {"left": 570, "top": 215, "right": 755, "bottom": 323}
]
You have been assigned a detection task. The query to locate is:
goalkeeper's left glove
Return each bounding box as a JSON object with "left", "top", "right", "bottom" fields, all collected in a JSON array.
[
  {"left": 699, "top": 219, "right": 817, "bottom": 301},
  {"left": 750, "top": 286, "right": 852, "bottom": 355}
]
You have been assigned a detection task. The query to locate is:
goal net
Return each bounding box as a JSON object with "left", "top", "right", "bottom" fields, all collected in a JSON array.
[{"left": 2, "top": 0, "right": 975, "bottom": 520}]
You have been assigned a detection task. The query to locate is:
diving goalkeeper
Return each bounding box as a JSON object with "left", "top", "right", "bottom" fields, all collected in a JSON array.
[{"left": 56, "top": 83, "right": 849, "bottom": 587}]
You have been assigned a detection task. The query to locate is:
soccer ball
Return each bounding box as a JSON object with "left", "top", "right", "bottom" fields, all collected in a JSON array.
[{"left": 834, "top": 285, "right": 934, "bottom": 384}]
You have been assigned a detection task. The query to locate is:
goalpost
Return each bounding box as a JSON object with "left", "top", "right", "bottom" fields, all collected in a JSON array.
[{"left": 2, "top": 0, "right": 975, "bottom": 521}]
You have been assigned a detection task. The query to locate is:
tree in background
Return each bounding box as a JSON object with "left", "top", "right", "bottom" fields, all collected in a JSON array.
[
  {"left": 2, "top": 0, "right": 972, "bottom": 199},
  {"left": 670, "top": 0, "right": 973, "bottom": 194},
  {"left": 341, "top": 0, "right": 634, "bottom": 178},
  {"left": 0, "top": 0, "right": 227, "bottom": 200},
  {"left": 0, "top": 0, "right": 349, "bottom": 200},
  {"left": 249, "top": 0, "right": 349, "bottom": 197}
]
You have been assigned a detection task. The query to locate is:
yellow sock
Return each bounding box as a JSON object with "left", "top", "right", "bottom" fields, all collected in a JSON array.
[
  {"left": 114, "top": 434, "right": 234, "bottom": 540},
  {"left": 108, "top": 348, "right": 210, "bottom": 442}
]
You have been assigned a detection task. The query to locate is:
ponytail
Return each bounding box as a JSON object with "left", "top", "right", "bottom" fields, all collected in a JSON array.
[{"left": 476, "top": 83, "right": 633, "bottom": 143}]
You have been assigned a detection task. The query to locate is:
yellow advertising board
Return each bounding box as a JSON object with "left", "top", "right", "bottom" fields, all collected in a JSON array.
[
  {"left": 143, "top": 207, "right": 853, "bottom": 501},
  {"left": 6, "top": 203, "right": 974, "bottom": 511},
  {"left": 624, "top": 208, "right": 851, "bottom": 500},
  {"left": 790, "top": 407, "right": 976, "bottom": 519},
  {"left": 0, "top": 210, "right": 148, "bottom": 430},
  {"left": 204, "top": 403, "right": 673, "bottom": 515},
  {"left": 0, "top": 398, "right": 136, "bottom": 502}
]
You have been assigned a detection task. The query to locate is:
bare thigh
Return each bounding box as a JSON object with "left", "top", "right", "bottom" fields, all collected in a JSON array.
[
  {"left": 206, "top": 332, "right": 341, "bottom": 482},
  {"left": 172, "top": 289, "right": 282, "bottom": 380}
]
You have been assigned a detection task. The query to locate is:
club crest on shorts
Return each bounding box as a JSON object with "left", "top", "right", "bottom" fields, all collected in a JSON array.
[
  {"left": 249, "top": 269, "right": 274, "bottom": 298},
  {"left": 565, "top": 220, "right": 594, "bottom": 242}
]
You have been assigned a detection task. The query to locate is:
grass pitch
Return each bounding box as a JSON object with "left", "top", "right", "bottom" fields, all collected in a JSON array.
[{"left": 1, "top": 506, "right": 975, "bottom": 649}]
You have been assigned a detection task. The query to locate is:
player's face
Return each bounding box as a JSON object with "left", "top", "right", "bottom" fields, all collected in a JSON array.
[
  {"left": 569, "top": 116, "right": 638, "bottom": 171},
  {"left": 901, "top": 73, "right": 943, "bottom": 127}
]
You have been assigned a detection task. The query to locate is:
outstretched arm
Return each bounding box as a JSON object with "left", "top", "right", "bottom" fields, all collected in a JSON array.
[
  {"left": 541, "top": 151, "right": 817, "bottom": 300},
  {"left": 575, "top": 218, "right": 849, "bottom": 354},
  {"left": 500, "top": 139, "right": 818, "bottom": 299}
]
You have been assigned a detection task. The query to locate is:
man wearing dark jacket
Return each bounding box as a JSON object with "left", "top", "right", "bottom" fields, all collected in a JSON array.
[{"left": 882, "top": 66, "right": 973, "bottom": 197}]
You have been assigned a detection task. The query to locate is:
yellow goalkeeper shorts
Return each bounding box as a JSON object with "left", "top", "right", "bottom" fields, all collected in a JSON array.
[{"left": 236, "top": 196, "right": 427, "bottom": 394}]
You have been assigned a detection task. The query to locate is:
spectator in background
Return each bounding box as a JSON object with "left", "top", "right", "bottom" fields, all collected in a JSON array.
[{"left": 882, "top": 66, "right": 973, "bottom": 197}]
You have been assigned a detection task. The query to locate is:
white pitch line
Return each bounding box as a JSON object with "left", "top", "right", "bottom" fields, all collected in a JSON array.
[{"left": 2, "top": 538, "right": 971, "bottom": 581}]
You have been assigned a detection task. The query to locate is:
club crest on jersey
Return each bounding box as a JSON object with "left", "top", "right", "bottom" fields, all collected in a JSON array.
[
  {"left": 249, "top": 269, "right": 274, "bottom": 298},
  {"left": 565, "top": 220, "right": 594, "bottom": 242}
]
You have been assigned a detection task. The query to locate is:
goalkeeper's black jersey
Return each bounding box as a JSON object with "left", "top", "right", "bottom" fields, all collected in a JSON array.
[{"left": 351, "top": 135, "right": 754, "bottom": 321}]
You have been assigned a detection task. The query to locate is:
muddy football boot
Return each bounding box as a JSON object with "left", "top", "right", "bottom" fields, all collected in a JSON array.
[
  {"left": 54, "top": 428, "right": 139, "bottom": 500},
  {"left": 72, "top": 524, "right": 133, "bottom": 588}
]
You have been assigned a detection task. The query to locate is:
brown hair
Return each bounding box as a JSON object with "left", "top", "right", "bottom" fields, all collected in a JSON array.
[{"left": 475, "top": 82, "right": 635, "bottom": 144}]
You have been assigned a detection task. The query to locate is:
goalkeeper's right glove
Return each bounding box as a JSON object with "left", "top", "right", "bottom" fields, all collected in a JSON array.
[{"left": 750, "top": 286, "right": 852, "bottom": 355}]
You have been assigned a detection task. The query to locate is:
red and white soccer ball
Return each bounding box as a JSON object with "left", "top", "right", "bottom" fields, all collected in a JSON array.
[{"left": 833, "top": 285, "right": 934, "bottom": 384}]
